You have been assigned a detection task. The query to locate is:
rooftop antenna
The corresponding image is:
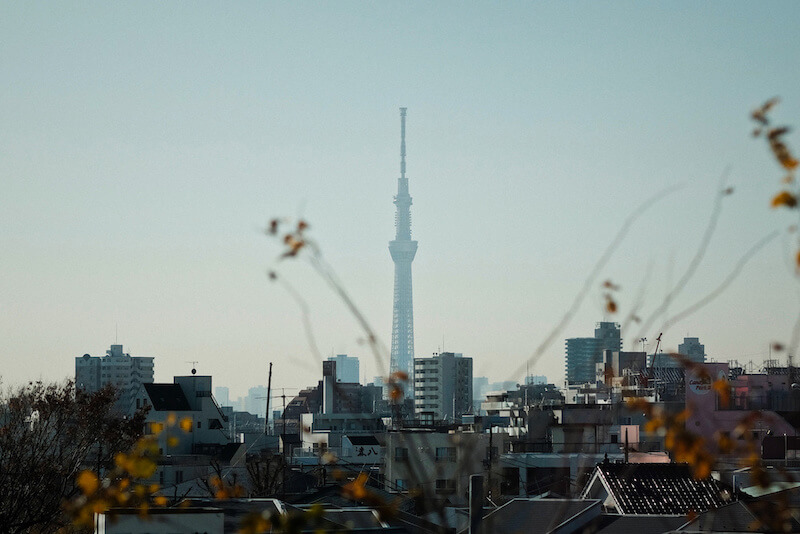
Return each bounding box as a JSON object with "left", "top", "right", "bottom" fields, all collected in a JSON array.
[
  {"left": 186, "top": 361, "right": 199, "bottom": 375},
  {"left": 115, "top": 323, "right": 118, "bottom": 344},
  {"left": 400, "top": 107, "right": 407, "bottom": 180}
]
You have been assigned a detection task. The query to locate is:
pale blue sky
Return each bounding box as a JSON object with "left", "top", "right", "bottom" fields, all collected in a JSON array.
[{"left": 2, "top": 2, "right": 800, "bottom": 397}]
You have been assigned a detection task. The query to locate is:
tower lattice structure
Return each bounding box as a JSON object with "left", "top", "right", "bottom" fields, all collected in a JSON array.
[{"left": 389, "top": 108, "right": 417, "bottom": 393}]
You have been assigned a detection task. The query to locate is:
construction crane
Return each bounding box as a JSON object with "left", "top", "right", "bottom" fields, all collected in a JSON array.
[{"left": 641, "top": 333, "right": 663, "bottom": 388}]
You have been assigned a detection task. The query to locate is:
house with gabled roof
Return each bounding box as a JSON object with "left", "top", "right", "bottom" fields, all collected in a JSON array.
[
  {"left": 579, "top": 461, "right": 734, "bottom": 515},
  {"left": 141, "top": 374, "right": 244, "bottom": 489}
]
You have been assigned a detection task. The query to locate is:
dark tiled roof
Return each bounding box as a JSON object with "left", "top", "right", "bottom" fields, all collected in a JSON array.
[
  {"left": 347, "top": 435, "right": 380, "bottom": 446},
  {"left": 594, "top": 514, "right": 688, "bottom": 533},
  {"left": 597, "top": 462, "right": 733, "bottom": 515},
  {"left": 477, "top": 499, "right": 601, "bottom": 534},
  {"left": 144, "top": 383, "right": 191, "bottom": 411}
]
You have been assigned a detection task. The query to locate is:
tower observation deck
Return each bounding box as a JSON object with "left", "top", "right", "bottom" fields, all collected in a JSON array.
[{"left": 389, "top": 108, "right": 417, "bottom": 394}]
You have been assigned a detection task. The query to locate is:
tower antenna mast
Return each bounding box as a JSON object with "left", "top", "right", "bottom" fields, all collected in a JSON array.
[{"left": 389, "top": 107, "right": 418, "bottom": 400}]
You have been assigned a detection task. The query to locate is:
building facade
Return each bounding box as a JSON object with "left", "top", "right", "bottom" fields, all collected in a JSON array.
[
  {"left": 75, "top": 344, "right": 154, "bottom": 415},
  {"left": 678, "top": 336, "right": 706, "bottom": 364},
  {"left": 565, "top": 322, "right": 621, "bottom": 385},
  {"left": 414, "top": 352, "right": 473, "bottom": 423},
  {"left": 327, "top": 354, "right": 360, "bottom": 384}
]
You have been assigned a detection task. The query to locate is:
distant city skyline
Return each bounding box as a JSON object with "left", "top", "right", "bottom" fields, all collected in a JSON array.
[{"left": 3, "top": 3, "right": 800, "bottom": 396}]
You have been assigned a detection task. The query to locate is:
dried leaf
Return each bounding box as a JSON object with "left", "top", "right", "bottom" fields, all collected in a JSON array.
[
  {"left": 771, "top": 190, "right": 797, "bottom": 208},
  {"left": 768, "top": 126, "right": 791, "bottom": 140},
  {"left": 602, "top": 280, "right": 620, "bottom": 291}
]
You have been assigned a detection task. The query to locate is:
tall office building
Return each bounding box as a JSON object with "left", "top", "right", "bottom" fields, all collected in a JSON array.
[
  {"left": 414, "top": 352, "right": 473, "bottom": 423},
  {"left": 245, "top": 385, "right": 268, "bottom": 417},
  {"left": 678, "top": 337, "right": 706, "bottom": 364},
  {"left": 389, "top": 108, "right": 418, "bottom": 395},
  {"left": 565, "top": 322, "right": 621, "bottom": 384},
  {"left": 215, "top": 386, "right": 230, "bottom": 407},
  {"left": 648, "top": 336, "right": 707, "bottom": 368},
  {"left": 327, "top": 354, "right": 360, "bottom": 383},
  {"left": 75, "top": 344, "right": 154, "bottom": 415}
]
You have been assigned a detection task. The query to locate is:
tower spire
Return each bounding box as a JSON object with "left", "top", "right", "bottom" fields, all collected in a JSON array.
[
  {"left": 400, "top": 107, "right": 407, "bottom": 180},
  {"left": 389, "top": 107, "right": 418, "bottom": 397}
]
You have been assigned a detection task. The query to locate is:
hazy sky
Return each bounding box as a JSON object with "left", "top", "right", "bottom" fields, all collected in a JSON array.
[{"left": 3, "top": 2, "right": 800, "bottom": 398}]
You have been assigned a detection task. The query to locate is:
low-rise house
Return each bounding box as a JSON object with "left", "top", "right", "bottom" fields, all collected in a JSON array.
[{"left": 141, "top": 374, "right": 244, "bottom": 488}]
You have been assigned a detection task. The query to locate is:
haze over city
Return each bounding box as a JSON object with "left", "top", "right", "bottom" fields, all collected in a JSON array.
[{"left": 3, "top": 2, "right": 800, "bottom": 398}]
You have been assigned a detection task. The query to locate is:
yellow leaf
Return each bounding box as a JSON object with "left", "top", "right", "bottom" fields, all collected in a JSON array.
[
  {"left": 712, "top": 378, "right": 730, "bottom": 408},
  {"left": 154, "top": 495, "right": 168, "bottom": 506},
  {"left": 77, "top": 470, "right": 99, "bottom": 495},
  {"left": 179, "top": 417, "right": 193, "bottom": 433}
]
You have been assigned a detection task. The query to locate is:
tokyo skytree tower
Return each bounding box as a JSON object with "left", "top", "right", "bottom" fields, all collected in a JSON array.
[{"left": 389, "top": 108, "right": 418, "bottom": 392}]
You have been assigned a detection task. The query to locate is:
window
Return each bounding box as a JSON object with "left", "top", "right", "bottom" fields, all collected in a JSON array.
[
  {"left": 394, "top": 479, "right": 407, "bottom": 491},
  {"left": 175, "top": 470, "right": 183, "bottom": 484},
  {"left": 610, "top": 434, "right": 618, "bottom": 444},
  {"left": 435, "top": 479, "right": 456, "bottom": 494},
  {"left": 197, "top": 421, "right": 202, "bottom": 429},
  {"left": 435, "top": 447, "right": 457, "bottom": 462},
  {"left": 394, "top": 447, "right": 408, "bottom": 461}
]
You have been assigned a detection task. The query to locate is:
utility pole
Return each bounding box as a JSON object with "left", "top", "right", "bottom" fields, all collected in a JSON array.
[
  {"left": 265, "top": 363, "right": 272, "bottom": 435},
  {"left": 281, "top": 388, "right": 287, "bottom": 500}
]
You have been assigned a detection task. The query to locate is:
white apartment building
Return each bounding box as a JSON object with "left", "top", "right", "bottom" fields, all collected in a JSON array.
[
  {"left": 327, "top": 354, "right": 360, "bottom": 383},
  {"left": 75, "top": 344, "right": 154, "bottom": 415},
  {"left": 414, "top": 352, "right": 473, "bottom": 423}
]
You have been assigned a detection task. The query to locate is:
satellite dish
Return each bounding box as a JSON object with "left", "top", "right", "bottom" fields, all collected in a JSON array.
[{"left": 192, "top": 368, "right": 197, "bottom": 375}]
